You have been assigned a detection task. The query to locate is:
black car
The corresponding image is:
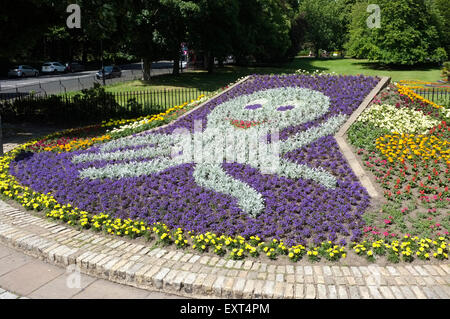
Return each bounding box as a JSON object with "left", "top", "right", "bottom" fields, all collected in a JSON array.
[
  {"left": 96, "top": 66, "right": 121, "bottom": 79},
  {"left": 65, "top": 62, "right": 85, "bottom": 73}
]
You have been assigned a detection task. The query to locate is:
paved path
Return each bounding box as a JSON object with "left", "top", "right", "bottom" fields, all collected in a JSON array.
[
  {"left": 0, "top": 200, "right": 449, "bottom": 299},
  {"left": 0, "top": 242, "right": 184, "bottom": 299}
]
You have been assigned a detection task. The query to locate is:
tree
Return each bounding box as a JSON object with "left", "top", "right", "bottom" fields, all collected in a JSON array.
[
  {"left": 188, "top": 0, "right": 239, "bottom": 73},
  {"left": 346, "top": 0, "right": 447, "bottom": 65},
  {"left": 156, "top": 0, "right": 198, "bottom": 75},
  {"left": 433, "top": 0, "right": 450, "bottom": 57},
  {"left": 124, "top": 0, "right": 166, "bottom": 80},
  {"left": 251, "top": 0, "right": 293, "bottom": 63},
  {"left": 345, "top": 1, "right": 376, "bottom": 59},
  {"left": 286, "top": 11, "right": 308, "bottom": 59},
  {"left": 0, "top": 0, "right": 58, "bottom": 60},
  {"left": 232, "top": 0, "right": 294, "bottom": 65},
  {"left": 299, "top": 0, "right": 350, "bottom": 57}
]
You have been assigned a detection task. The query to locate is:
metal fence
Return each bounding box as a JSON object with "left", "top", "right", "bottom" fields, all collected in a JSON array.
[
  {"left": 0, "top": 86, "right": 208, "bottom": 122},
  {"left": 413, "top": 87, "right": 450, "bottom": 104},
  {"left": 66, "top": 87, "right": 208, "bottom": 112},
  {"left": 0, "top": 67, "right": 174, "bottom": 100}
]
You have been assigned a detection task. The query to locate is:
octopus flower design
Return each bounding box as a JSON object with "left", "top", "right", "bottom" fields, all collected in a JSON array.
[{"left": 73, "top": 87, "right": 348, "bottom": 217}]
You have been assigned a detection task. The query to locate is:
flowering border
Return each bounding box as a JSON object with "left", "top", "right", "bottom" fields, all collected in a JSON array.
[{"left": 1, "top": 75, "right": 448, "bottom": 264}]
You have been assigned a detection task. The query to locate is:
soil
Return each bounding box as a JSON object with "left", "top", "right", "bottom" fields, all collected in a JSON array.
[{"left": 2, "top": 122, "right": 69, "bottom": 153}]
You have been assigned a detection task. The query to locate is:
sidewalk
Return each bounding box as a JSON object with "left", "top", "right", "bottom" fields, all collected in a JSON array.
[{"left": 0, "top": 243, "right": 184, "bottom": 299}]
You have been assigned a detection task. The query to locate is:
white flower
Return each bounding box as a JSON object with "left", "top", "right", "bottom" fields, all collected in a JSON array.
[{"left": 358, "top": 104, "right": 439, "bottom": 134}]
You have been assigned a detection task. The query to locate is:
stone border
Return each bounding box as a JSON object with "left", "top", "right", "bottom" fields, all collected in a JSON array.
[
  {"left": 0, "top": 200, "right": 449, "bottom": 299},
  {"left": 334, "top": 76, "right": 391, "bottom": 199}
]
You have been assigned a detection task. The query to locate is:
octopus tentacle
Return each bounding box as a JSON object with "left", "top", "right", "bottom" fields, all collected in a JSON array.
[{"left": 193, "top": 163, "right": 265, "bottom": 218}]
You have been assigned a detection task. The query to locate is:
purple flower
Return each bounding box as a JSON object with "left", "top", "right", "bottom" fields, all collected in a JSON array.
[
  {"left": 277, "top": 105, "right": 295, "bottom": 111},
  {"left": 245, "top": 104, "right": 262, "bottom": 110},
  {"left": 9, "top": 74, "right": 380, "bottom": 245}
]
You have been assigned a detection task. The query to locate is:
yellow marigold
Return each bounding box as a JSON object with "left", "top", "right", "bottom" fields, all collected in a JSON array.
[{"left": 396, "top": 83, "right": 442, "bottom": 109}]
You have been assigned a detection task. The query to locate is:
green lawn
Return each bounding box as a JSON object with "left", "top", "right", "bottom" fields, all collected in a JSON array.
[
  {"left": 101, "top": 57, "right": 444, "bottom": 93},
  {"left": 60, "top": 57, "right": 445, "bottom": 109}
]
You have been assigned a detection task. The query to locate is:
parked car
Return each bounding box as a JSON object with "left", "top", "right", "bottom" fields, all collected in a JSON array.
[
  {"left": 8, "top": 65, "right": 39, "bottom": 78},
  {"left": 96, "top": 66, "right": 121, "bottom": 79},
  {"left": 65, "top": 62, "right": 85, "bottom": 73},
  {"left": 41, "top": 62, "right": 66, "bottom": 74}
]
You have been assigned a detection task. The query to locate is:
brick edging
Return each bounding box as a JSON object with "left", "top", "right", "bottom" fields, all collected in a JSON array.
[{"left": 1, "top": 200, "right": 449, "bottom": 299}]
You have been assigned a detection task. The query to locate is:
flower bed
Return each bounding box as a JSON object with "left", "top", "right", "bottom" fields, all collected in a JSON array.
[
  {"left": 2, "top": 75, "right": 449, "bottom": 263},
  {"left": 8, "top": 74, "right": 379, "bottom": 246},
  {"left": 347, "top": 81, "right": 449, "bottom": 262}
]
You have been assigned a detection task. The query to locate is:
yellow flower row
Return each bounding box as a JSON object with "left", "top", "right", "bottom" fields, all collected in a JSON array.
[
  {"left": 399, "top": 80, "right": 432, "bottom": 86},
  {"left": 101, "top": 95, "right": 205, "bottom": 128},
  {"left": 396, "top": 83, "right": 443, "bottom": 109},
  {"left": 43, "top": 135, "right": 111, "bottom": 153},
  {"left": 376, "top": 133, "right": 449, "bottom": 163},
  {"left": 352, "top": 237, "right": 448, "bottom": 262}
]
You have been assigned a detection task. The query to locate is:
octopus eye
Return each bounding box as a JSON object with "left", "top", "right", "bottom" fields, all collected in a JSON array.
[
  {"left": 245, "top": 104, "right": 262, "bottom": 110},
  {"left": 277, "top": 105, "right": 295, "bottom": 111}
]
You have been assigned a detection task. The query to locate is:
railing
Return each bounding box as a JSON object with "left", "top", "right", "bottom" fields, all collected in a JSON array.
[
  {"left": 412, "top": 87, "right": 450, "bottom": 104},
  {"left": 65, "top": 87, "right": 208, "bottom": 113},
  {"left": 0, "top": 87, "right": 208, "bottom": 124}
]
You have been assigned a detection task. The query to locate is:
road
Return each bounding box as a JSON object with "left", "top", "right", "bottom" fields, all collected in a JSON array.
[
  {"left": 0, "top": 69, "right": 99, "bottom": 91},
  {"left": 0, "top": 61, "right": 180, "bottom": 97}
]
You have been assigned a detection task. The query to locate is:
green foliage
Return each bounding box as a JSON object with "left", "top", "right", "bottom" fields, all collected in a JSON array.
[
  {"left": 300, "top": 0, "right": 351, "bottom": 54},
  {"left": 346, "top": 0, "right": 448, "bottom": 65},
  {"left": 347, "top": 121, "right": 390, "bottom": 152},
  {"left": 0, "top": 0, "right": 59, "bottom": 61},
  {"left": 433, "top": 0, "right": 450, "bottom": 56},
  {"left": 442, "top": 62, "right": 450, "bottom": 80},
  {"left": 0, "top": 84, "right": 144, "bottom": 124},
  {"left": 188, "top": 0, "right": 239, "bottom": 72},
  {"left": 345, "top": 1, "right": 375, "bottom": 59},
  {"left": 249, "top": 0, "right": 293, "bottom": 63}
]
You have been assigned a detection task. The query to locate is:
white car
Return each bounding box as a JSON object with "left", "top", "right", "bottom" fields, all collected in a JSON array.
[{"left": 41, "top": 62, "right": 67, "bottom": 74}]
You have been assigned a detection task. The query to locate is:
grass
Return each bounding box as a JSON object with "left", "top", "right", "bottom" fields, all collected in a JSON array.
[
  {"left": 101, "top": 57, "right": 444, "bottom": 93},
  {"left": 59, "top": 57, "right": 446, "bottom": 108}
]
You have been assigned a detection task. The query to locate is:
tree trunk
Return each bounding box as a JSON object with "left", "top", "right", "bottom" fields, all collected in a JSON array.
[
  {"left": 207, "top": 51, "right": 214, "bottom": 74},
  {"left": 173, "top": 54, "right": 180, "bottom": 75},
  {"left": 81, "top": 41, "right": 88, "bottom": 65},
  {"left": 143, "top": 58, "right": 152, "bottom": 81}
]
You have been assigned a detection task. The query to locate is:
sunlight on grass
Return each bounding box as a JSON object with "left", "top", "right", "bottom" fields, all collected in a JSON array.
[{"left": 63, "top": 57, "right": 444, "bottom": 96}]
